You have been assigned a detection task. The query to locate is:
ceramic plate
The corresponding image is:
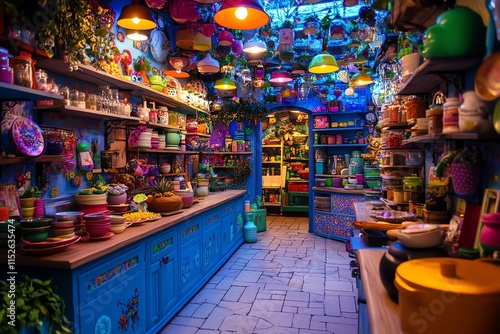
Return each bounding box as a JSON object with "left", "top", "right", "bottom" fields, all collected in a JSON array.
[
  {"left": 23, "top": 235, "right": 81, "bottom": 249},
  {"left": 474, "top": 52, "right": 500, "bottom": 101},
  {"left": 20, "top": 236, "right": 80, "bottom": 255},
  {"left": 88, "top": 232, "right": 114, "bottom": 241},
  {"left": 11, "top": 117, "right": 45, "bottom": 157}
]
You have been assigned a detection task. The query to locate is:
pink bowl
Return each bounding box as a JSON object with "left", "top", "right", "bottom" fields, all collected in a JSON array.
[
  {"left": 84, "top": 218, "right": 111, "bottom": 226},
  {"left": 86, "top": 224, "right": 110, "bottom": 237},
  {"left": 77, "top": 203, "right": 109, "bottom": 214}
]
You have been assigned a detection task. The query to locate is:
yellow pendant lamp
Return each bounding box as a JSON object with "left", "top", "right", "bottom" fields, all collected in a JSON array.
[
  {"left": 117, "top": 0, "right": 157, "bottom": 30},
  {"left": 214, "top": 0, "right": 269, "bottom": 30},
  {"left": 308, "top": 33, "right": 339, "bottom": 74},
  {"left": 214, "top": 76, "right": 237, "bottom": 90},
  {"left": 348, "top": 70, "right": 374, "bottom": 87}
]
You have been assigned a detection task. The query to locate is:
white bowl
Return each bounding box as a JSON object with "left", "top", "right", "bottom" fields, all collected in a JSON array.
[{"left": 397, "top": 224, "right": 445, "bottom": 248}]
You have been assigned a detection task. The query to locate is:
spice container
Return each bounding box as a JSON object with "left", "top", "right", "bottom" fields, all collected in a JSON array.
[
  {"left": 405, "top": 96, "right": 426, "bottom": 124},
  {"left": 427, "top": 104, "right": 443, "bottom": 134},
  {"left": 403, "top": 176, "right": 424, "bottom": 203},
  {"left": 442, "top": 97, "right": 461, "bottom": 133},
  {"left": 10, "top": 56, "right": 33, "bottom": 88}
]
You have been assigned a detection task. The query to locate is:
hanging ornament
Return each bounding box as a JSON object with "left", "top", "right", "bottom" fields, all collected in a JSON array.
[
  {"left": 231, "top": 40, "right": 243, "bottom": 56},
  {"left": 169, "top": 0, "right": 200, "bottom": 24},
  {"left": 200, "top": 23, "right": 216, "bottom": 37},
  {"left": 145, "top": 0, "right": 168, "bottom": 9}
]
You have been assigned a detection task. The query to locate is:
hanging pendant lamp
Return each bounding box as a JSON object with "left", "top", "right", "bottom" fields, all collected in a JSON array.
[
  {"left": 269, "top": 71, "right": 293, "bottom": 84},
  {"left": 214, "top": 75, "right": 237, "bottom": 90},
  {"left": 197, "top": 53, "right": 220, "bottom": 74},
  {"left": 117, "top": 0, "right": 157, "bottom": 30},
  {"left": 243, "top": 34, "right": 267, "bottom": 54},
  {"left": 308, "top": 32, "right": 339, "bottom": 74},
  {"left": 348, "top": 69, "right": 374, "bottom": 86},
  {"left": 214, "top": 0, "right": 269, "bottom": 30},
  {"left": 126, "top": 29, "right": 149, "bottom": 41}
]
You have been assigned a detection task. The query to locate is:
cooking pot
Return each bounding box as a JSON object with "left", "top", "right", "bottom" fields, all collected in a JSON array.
[
  {"left": 397, "top": 224, "right": 445, "bottom": 248},
  {"left": 420, "top": 7, "right": 486, "bottom": 59},
  {"left": 379, "top": 241, "right": 448, "bottom": 301},
  {"left": 395, "top": 258, "right": 500, "bottom": 334}
]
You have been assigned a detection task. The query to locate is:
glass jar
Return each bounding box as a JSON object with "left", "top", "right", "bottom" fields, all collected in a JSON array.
[
  {"left": 77, "top": 91, "right": 86, "bottom": 108},
  {"left": 405, "top": 96, "right": 426, "bottom": 124},
  {"left": 0, "top": 47, "right": 13, "bottom": 84},
  {"left": 35, "top": 69, "right": 48, "bottom": 91},
  {"left": 403, "top": 176, "right": 423, "bottom": 203},
  {"left": 350, "top": 150, "right": 364, "bottom": 175},
  {"left": 70, "top": 89, "right": 79, "bottom": 107},
  {"left": 10, "top": 56, "right": 33, "bottom": 88}
]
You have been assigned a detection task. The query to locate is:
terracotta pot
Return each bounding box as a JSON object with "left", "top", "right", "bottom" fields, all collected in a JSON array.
[{"left": 145, "top": 195, "right": 183, "bottom": 213}]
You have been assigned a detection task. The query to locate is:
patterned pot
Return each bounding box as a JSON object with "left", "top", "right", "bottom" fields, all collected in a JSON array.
[{"left": 451, "top": 162, "right": 481, "bottom": 196}]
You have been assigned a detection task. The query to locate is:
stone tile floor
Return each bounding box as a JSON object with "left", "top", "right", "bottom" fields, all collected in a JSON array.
[{"left": 160, "top": 215, "right": 358, "bottom": 334}]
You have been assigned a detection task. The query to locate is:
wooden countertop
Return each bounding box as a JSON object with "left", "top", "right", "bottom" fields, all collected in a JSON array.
[
  {"left": 7, "top": 190, "right": 246, "bottom": 270},
  {"left": 357, "top": 249, "right": 402, "bottom": 334}
]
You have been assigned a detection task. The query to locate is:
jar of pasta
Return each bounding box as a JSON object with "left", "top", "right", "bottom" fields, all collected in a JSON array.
[{"left": 405, "top": 96, "right": 426, "bottom": 124}]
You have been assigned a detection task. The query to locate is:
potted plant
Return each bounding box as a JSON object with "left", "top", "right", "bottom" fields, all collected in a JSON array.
[
  {"left": 304, "top": 14, "right": 320, "bottom": 36},
  {"left": 233, "top": 158, "right": 252, "bottom": 188},
  {"left": 144, "top": 178, "right": 183, "bottom": 213},
  {"left": 450, "top": 147, "right": 482, "bottom": 197},
  {"left": 426, "top": 178, "right": 448, "bottom": 211},
  {"left": 0, "top": 275, "right": 71, "bottom": 333},
  {"left": 133, "top": 56, "right": 152, "bottom": 86},
  {"left": 212, "top": 99, "right": 270, "bottom": 125},
  {"left": 278, "top": 20, "right": 294, "bottom": 47},
  {"left": 106, "top": 184, "right": 128, "bottom": 205}
]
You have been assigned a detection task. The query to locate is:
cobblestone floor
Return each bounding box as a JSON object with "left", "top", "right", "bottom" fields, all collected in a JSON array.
[{"left": 160, "top": 215, "right": 358, "bottom": 334}]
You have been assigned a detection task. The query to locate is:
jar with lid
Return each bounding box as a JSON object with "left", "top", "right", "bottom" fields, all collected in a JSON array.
[
  {"left": 35, "top": 69, "right": 48, "bottom": 91},
  {"left": 10, "top": 56, "right": 33, "bottom": 88},
  {"left": 335, "top": 156, "right": 346, "bottom": 175},
  {"left": 442, "top": 97, "right": 461, "bottom": 133},
  {"left": 0, "top": 47, "right": 13, "bottom": 84},
  {"left": 427, "top": 104, "right": 443, "bottom": 134},
  {"left": 405, "top": 96, "right": 426, "bottom": 124},
  {"left": 403, "top": 176, "right": 423, "bottom": 203},
  {"left": 350, "top": 150, "right": 364, "bottom": 175}
]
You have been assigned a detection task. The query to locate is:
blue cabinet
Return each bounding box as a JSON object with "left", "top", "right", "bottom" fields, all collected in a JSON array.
[
  {"left": 178, "top": 218, "right": 202, "bottom": 296},
  {"left": 77, "top": 246, "right": 146, "bottom": 334},
  {"left": 202, "top": 208, "right": 221, "bottom": 275},
  {"left": 221, "top": 199, "right": 244, "bottom": 256},
  {"left": 146, "top": 229, "right": 178, "bottom": 330}
]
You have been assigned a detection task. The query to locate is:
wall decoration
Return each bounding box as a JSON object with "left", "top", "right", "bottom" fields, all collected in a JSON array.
[{"left": 117, "top": 288, "right": 140, "bottom": 332}]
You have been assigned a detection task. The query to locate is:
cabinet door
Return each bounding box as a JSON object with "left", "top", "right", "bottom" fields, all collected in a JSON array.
[
  {"left": 178, "top": 218, "right": 202, "bottom": 296},
  {"left": 313, "top": 212, "right": 357, "bottom": 241},
  {"left": 79, "top": 271, "right": 146, "bottom": 334},
  {"left": 146, "top": 229, "right": 178, "bottom": 330},
  {"left": 201, "top": 208, "right": 221, "bottom": 275}
]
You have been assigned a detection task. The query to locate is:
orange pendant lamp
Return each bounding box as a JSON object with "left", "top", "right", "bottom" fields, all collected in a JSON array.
[
  {"left": 214, "top": 0, "right": 269, "bottom": 30},
  {"left": 117, "top": 0, "right": 157, "bottom": 30}
]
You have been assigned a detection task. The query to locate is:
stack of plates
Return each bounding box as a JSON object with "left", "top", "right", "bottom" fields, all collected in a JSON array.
[
  {"left": 137, "top": 130, "right": 152, "bottom": 148},
  {"left": 158, "top": 133, "right": 166, "bottom": 149},
  {"left": 411, "top": 118, "right": 429, "bottom": 137},
  {"left": 151, "top": 131, "right": 160, "bottom": 149}
]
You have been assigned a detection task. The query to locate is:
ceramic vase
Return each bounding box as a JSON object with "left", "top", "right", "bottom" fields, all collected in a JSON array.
[
  {"left": 195, "top": 181, "right": 209, "bottom": 199},
  {"left": 243, "top": 212, "right": 257, "bottom": 243},
  {"left": 107, "top": 193, "right": 127, "bottom": 205},
  {"left": 480, "top": 213, "right": 500, "bottom": 256}
]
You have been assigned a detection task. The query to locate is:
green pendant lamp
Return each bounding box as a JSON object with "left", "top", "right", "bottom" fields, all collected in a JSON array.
[{"left": 214, "top": 76, "right": 237, "bottom": 90}]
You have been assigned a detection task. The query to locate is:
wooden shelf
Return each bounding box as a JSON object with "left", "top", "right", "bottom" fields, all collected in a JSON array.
[
  {"left": 128, "top": 147, "right": 198, "bottom": 154},
  {"left": 0, "top": 82, "right": 63, "bottom": 101},
  {"left": 263, "top": 161, "right": 281, "bottom": 164},
  {"left": 312, "top": 127, "right": 364, "bottom": 132},
  {"left": 262, "top": 186, "right": 281, "bottom": 189},
  {"left": 0, "top": 155, "right": 63, "bottom": 165},
  {"left": 403, "top": 132, "right": 500, "bottom": 144},
  {"left": 312, "top": 111, "right": 367, "bottom": 115},
  {"left": 397, "top": 57, "right": 482, "bottom": 95},
  {"left": 263, "top": 202, "right": 281, "bottom": 207},
  {"left": 200, "top": 151, "right": 252, "bottom": 155},
  {"left": 313, "top": 144, "right": 368, "bottom": 148},
  {"left": 36, "top": 59, "right": 207, "bottom": 115},
  {"left": 35, "top": 104, "right": 141, "bottom": 122},
  {"left": 262, "top": 145, "right": 282, "bottom": 148},
  {"left": 381, "top": 122, "right": 412, "bottom": 130},
  {"left": 184, "top": 132, "right": 211, "bottom": 138},
  {"left": 315, "top": 174, "right": 348, "bottom": 178},
  {"left": 312, "top": 186, "right": 366, "bottom": 195}
]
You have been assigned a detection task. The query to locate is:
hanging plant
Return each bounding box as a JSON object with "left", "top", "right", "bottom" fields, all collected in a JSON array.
[
  {"left": 212, "top": 99, "right": 270, "bottom": 125},
  {"left": 35, "top": 0, "right": 116, "bottom": 68},
  {"left": 133, "top": 56, "right": 152, "bottom": 72},
  {"left": 233, "top": 158, "right": 252, "bottom": 185}
]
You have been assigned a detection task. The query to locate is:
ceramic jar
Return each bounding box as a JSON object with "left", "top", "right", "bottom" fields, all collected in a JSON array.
[
  {"left": 166, "top": 129, "right": 181, "bottom": 147},
  {"left": 350, "top": 151, "right": 364, "bottom": 175},
  {"left": 479, "top": 213, "right": 500, "bottom": 256}
]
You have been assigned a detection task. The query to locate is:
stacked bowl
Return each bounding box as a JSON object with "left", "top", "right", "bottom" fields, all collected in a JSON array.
[
  {"left": 20, "top": 218, "right": 53, "bottom": 242},
  {"left": 55, "top": 211, "right": 84, "bottom": 236},
  {"left": 20, "top": 197, "right": 35, "bottom": 219},
  {"left": 74, "top": 193, "right": 108, "bottom": 215},
  {"left": 110, "top": 215, "right": 129, "bottom": 234},
  {"left": 84, "top": 213, "right": 111, "bottom": 238},
  {"left": 51, "top": 219, "right": 75, "bottom": 239}
]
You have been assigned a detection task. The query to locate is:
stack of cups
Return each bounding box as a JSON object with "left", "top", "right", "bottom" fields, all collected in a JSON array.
[{"left": 33, "top": 198, "right": 45, "bottom": 218}]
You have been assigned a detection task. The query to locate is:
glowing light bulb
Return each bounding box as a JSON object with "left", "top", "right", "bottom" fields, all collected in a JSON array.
[
  {"left": 132, "top": 17, "right": 140, "bottom": 24},
  {"left": 223, "top": 84, "right": 229, "bottom": 89},
  {"left": 235, "top": 7, "right": 248, "bottom": 20}
]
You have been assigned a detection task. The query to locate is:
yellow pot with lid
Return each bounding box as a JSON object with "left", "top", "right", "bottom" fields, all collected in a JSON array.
[{"left": 395, "top": 258, "right": 500, "bottom": 334}]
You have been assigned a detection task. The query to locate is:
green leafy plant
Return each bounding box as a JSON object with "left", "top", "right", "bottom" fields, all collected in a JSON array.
[
  {"left": 133, "top": 56, "right": 152, "bottom": 72},
  {"left": 0, "top": 275, "right": 71, "bottom": 333},
  {"left": 281, "top": 20, "right": 294, "bottom": 29},
  {"left": 233, "top": 158, "right": 252, "bottom": 184},
  {"left": 35, "top": 0, "right": 116, "bottom": 67},
  {"left": 212, "top": 99, "right": 270, "bottom": 125}
]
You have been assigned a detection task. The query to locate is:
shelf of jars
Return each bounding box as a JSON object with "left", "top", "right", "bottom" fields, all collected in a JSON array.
[
  {"left": 0, "top": 81, "right": 63, "bottom": 101},
  {"left": 397, "top": 57, "right": 483, "bottom": 95},
  {"left": 0, "top": 154, "right": 64, "bottom": 165},
  {"left": 36, "top": 59, "right": 207, "bottom": 115},
  {"left": 34, "top": 104, "right": 142, "bottom": 121},
  {"left": 312, "top": 127, "right": 365, "bottom": 132},
  {"left": 402, "top": 132, "right": 500, "bottom": 145}
]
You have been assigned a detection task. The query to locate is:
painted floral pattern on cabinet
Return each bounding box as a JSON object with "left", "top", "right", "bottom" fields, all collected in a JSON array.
[
  {"left": 181, "top": 249, "right": 201, "bottom": 283},
  {"left": 87, "top": 256, "right": 139, "bottom": 291},
  {"left": 204, "top": 231, "right": 220, "bottom": 266},
  {"left": 117, "top": 288, "right": 140, "bottom": 332}
]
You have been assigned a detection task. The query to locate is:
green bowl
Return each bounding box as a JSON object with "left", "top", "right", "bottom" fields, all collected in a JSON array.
[
  {"left": 20, "top": 217, "right": 53, "bottom": 228},
  {"left": 22, "top": 226, "right": 51, "bottom": 242},
  {"left": 151, "top": 84, "right": 163, "bottom": 92}
]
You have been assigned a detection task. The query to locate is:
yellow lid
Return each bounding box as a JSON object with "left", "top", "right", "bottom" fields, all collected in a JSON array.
[{"left": 396, "top": 258, "right": 500, "bottom": 295}]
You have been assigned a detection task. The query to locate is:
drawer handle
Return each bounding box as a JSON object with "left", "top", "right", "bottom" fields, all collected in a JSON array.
[{"left": 160, "top": 256, "right": 169, "bottom": 266}]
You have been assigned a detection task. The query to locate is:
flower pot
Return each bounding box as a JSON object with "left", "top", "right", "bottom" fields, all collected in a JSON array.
[
  {"left": 166, "top": 129, "right": 181, "bottom": 146},
  {"left": 195, "top": 185, "right": 209, "bottom": 199},
  {"left": 451, "top": 162, "right": 481, "bottom": 196},
  {"left": 278, "top": 28, "right": 294, "bottom": 46},
  {"left": 145, "top": 195, "right": 183, "bottom": 213},
  {"left": 480, "top": 213, "right": 500, "bottom": 256},
  {"left": 107, "top": 193, "right": 127, "bottom": 205},
  {"left": 304, "top": 21, "right": 319, "bottom": 35}
]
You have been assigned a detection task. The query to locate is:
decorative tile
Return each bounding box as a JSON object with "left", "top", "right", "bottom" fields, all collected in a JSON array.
[{"left": 87, "top": 256, "right": 139, "bottom": 292}]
